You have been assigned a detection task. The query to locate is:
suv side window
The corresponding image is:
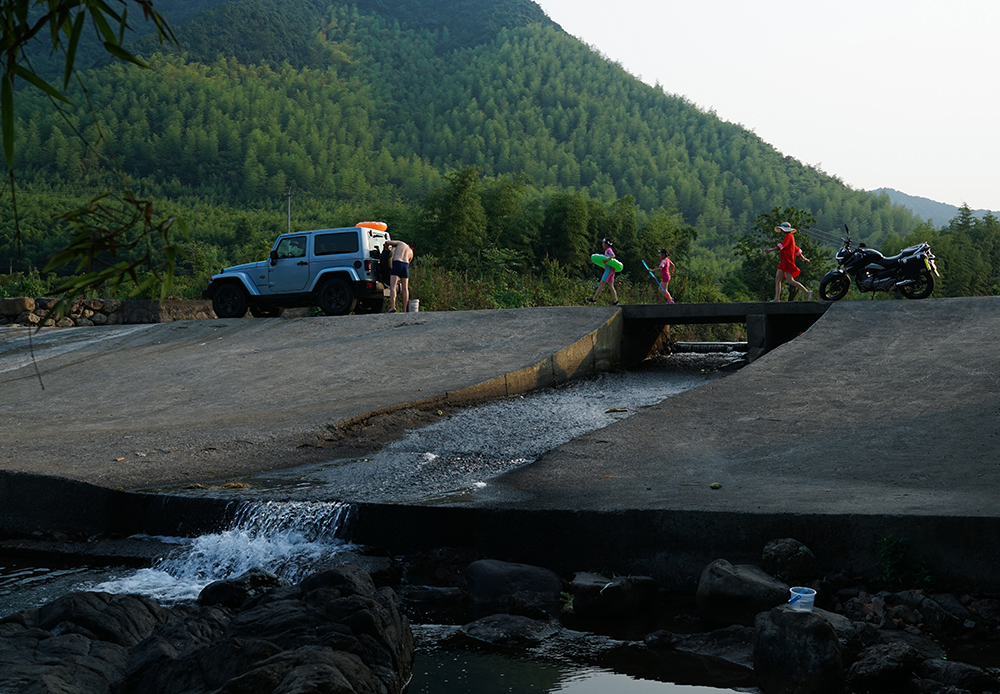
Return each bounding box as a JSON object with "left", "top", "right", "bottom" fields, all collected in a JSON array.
[
  {"left": 275, "top": 236, "right": 307, "bottom": 259},
  {"left": 315, "top": 232, "right": 359, "bottom": 256}
]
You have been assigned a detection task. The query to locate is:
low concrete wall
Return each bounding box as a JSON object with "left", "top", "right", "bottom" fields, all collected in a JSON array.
[
  {"left": 0, "top": 471, "right": 233, "bottom": 541},
  {"left": 5, "top": 470, "right": 999, "bottom": 594},
  {"left": 0, "top": 297, "right": 214, "bottom": 327},
  {"left": 344, "top": 503, "right": 1000, "bottom": 594}
]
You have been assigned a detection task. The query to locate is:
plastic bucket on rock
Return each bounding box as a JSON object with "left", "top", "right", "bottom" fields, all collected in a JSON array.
[
  {"left": 407, "top": 299, "right": 419, "bottom": 312},
  {"left": 788, "top": 586, "right": 816, "bottom": 611}
]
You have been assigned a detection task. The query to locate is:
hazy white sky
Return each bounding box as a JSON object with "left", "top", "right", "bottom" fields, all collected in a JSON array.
[{"left": 534, "top": 0, "right": 1000, "bottom": 211}]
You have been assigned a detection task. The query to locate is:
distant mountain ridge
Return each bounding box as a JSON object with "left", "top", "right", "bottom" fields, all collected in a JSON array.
[{"left": 873, "top": 188, "right": 994, "bottom": 228}]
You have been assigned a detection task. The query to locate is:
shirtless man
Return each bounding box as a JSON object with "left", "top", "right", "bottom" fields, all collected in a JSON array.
[{"left": 383, "top": 239, "right": 414, "bottom": 312}]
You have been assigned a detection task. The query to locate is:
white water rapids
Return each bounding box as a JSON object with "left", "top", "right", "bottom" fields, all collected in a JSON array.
[{"left": 92, "top": 501, "right": 356, "bottom": 604}]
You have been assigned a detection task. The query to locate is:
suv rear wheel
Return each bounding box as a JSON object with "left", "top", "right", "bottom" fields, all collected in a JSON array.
[
  {"left": 317, "top": 278, "right": 357, "bottom": 316},
  {"left": 212, "top": 283, "right": 249, "bottom": 318}
]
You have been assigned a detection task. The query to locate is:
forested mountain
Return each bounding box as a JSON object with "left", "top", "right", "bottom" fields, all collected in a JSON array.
[
  {"left": 7, "top": 0, "right": 987, "bottom": 306},
  {"left": 873, "top": 188, "right": 994, "bottom": 228}
]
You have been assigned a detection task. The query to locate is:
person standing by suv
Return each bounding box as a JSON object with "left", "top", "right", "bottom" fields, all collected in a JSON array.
[{"left": 384, "top": 239, "right": 414, "bottom": 312}]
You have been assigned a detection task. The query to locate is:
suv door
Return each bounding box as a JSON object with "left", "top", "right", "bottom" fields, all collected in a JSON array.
[{"left": 268, "top": 235, "right": 311, "bottom": 293}]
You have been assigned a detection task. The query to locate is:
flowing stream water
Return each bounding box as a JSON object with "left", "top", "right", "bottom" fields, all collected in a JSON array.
[
  {"left": 160, "top": 352, "right": 744, "bottom": 505},
  {"left": 1, "top": 353, "right": 748, "bottom": 693}
]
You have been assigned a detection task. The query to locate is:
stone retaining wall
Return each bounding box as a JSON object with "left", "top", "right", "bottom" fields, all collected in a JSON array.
[{"left": 0, "top": 297, "right": 215, "bottom": 327}]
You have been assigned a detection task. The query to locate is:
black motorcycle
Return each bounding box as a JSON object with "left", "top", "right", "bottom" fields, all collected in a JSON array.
[{"left": 819, "top": 226, "right": 940, "bottom": 301}]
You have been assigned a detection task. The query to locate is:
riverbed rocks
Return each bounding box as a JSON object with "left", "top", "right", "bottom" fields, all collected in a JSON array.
[
  {"left": 392, "top": 545, "right": 1000, "bottom": 693},
  {"left": 468, "top": 550, "right": 1000, "bottom": 694},
  {"left": 0, "top": 565, "right": 413, "bottom": 694},
  {"left": 7, "top": 537, "right": 1000, "bottom": 693}
]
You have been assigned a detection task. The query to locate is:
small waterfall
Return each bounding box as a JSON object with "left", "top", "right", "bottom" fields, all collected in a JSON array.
[{"left": 94, "top": 501, "right": 355, "bottom": 605}]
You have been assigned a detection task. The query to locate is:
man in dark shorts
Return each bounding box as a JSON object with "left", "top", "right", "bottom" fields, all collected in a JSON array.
[{"left": 383, "top": 239, "right": 414, "bottom": 312}]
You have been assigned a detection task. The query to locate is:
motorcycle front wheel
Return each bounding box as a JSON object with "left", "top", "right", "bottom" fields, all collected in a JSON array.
[
  {"left": 819, "top": 273, "right": 851, "bottom": 301},
  {"left": 899, "top": 272, "right": 934, "bottom": 300}
]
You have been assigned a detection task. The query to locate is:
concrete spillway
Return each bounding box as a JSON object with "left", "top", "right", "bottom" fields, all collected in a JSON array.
[{"left": 3, "top": 298, "right": 999, "bottom": 589}]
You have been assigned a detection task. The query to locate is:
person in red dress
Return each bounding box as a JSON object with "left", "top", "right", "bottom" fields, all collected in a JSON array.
[
  {"left": 763, "top": 222, "right": 812, "bottom": 301},
  {"left": 657, "top": 248, "right": 675, "bottom": 304}
]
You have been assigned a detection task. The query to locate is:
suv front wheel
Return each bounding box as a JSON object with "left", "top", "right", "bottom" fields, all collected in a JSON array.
[
  {"left": 317, "top": 278, "right": 357, "bottom": 316},
  {"left": 212, "top": 283, "right": 249, "bottom": 318}
]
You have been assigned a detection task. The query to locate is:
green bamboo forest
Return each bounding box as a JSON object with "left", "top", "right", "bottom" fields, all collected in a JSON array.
[{"left": 2, "top": 0, "right": 999, "bottom": 309}]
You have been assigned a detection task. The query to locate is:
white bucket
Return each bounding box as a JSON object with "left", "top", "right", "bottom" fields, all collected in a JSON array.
[
  {"left": 407, "top": 299, "right": 419, "bottom": 312},
  {"left": 788, "top": 586, "right": 816, "bottom": 611}
]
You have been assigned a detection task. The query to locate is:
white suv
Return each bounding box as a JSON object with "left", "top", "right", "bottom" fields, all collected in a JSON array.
[{"left": 203, "top": 222, "right": 391, "bottom": 317}]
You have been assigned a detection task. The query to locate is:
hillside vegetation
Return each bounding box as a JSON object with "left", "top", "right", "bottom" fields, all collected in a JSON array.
[{"left": 3, "top": 0, "right": 997, "bottom": 307}]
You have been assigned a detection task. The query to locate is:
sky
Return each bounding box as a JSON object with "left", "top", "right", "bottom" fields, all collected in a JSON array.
[{"left": 533, "top": 0, "right": 1000, "bottom": 212}]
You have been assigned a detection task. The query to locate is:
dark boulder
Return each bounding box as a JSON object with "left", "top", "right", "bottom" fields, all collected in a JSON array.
[
  {"left": 199, "top": 567, "right": 289, "bottom": 609},
  {"left": 122, "top": 636, "right": 285, "bottom": 694},
  {"left": 673, "top": 624, "right": 755, "bottom": 671},
  {"left": 461, "top": 614, "right": 560, "bottom": 647},
  {"left": 569, "top": 572, "right": 658, "bottom": 619},
  {"left": 847, "top": 640, "right": 922, "bottom": 693},
  {"left": 918, "top": 657, "right": 1000, "bottom": 692},
  {"left": 762, "top": 538, "right": 823, "bottom": 585},
  {"left": 204, "top": 646, "right": 380, "bottom": 694},
  {"left": 36, "top": 591, "right": 174, "bottom": 648},
  {"left": 753, "top": 605, "right": 845, "bottom": 694},
  {"left": 0, "top": 592, "right": 176, "bottom": 694},
  {"left": 696, "top": 559, "right": 789, "bottom": 626},
  {"left": 465, "top": 559, "right": 562, "bottom": 609},
  {"left": 222, "top": 566, "right": 413, "bottom": 692}
]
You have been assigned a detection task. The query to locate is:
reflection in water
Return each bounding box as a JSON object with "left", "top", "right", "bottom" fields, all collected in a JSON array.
[
  {"left": 408, "top": 646, "right": 739, "bottom": 694},
  {"left": 0, "top": 558, "right": 110, "bottom": 618}
]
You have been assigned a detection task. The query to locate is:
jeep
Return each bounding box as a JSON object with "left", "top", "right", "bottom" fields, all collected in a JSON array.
[{"left": 203, "top": 222, "right": 391, "bottom": 318}]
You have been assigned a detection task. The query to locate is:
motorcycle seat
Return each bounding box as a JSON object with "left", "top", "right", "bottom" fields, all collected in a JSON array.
[{"left": 881, "top": 244, "right": 927, "bottom": 264}]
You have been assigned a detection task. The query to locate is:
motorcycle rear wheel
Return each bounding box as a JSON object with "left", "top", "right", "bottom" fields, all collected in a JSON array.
[
  {"left": 899, "top": 272, "right": 934, "bottom": 300},
  {"left": 819, "top": 274, "right": 851, "bottom": 301}
]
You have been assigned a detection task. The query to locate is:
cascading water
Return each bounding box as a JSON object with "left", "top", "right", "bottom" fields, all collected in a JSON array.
[{"left": 92, "top": 500, "right": 356, "bottom": 605}]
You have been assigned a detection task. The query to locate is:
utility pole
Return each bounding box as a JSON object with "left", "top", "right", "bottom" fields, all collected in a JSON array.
[{"left": 283, "top": 186, "right": 293, "bottom": 234}]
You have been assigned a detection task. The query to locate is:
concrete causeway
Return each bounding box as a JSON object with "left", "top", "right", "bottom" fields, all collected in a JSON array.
[
  {"left": 0, "top": 306, "right": 620, "bottom": 489},
  {"left": 2, "top": 297, "right": 999, "bottom": 590}
]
